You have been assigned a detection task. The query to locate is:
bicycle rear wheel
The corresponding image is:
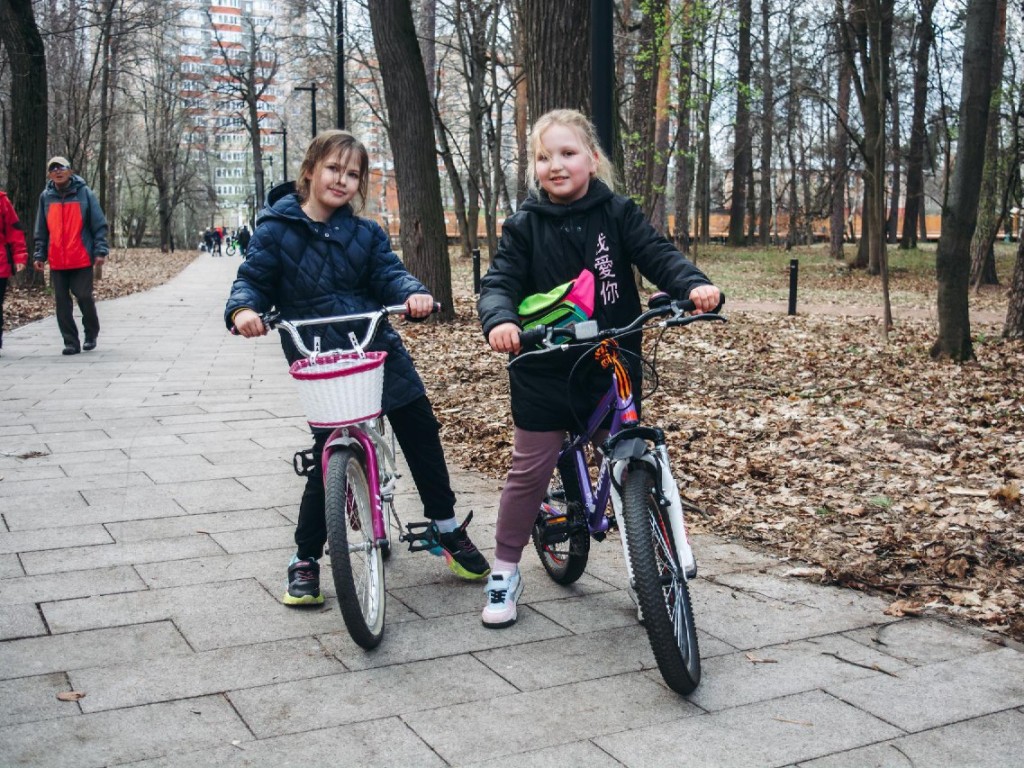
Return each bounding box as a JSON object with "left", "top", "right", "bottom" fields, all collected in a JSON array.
[
  {"left": 621, "top": 463, "right": 701, "bottom": 695},
  {"left": 325, "top": 448, "right": 385, "bottom": 649},
  {"left": 532, "top": 460, "right": 590, "bottom": 584}
]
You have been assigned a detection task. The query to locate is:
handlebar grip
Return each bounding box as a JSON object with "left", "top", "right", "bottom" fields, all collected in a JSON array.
[{"left": 518, "top": 327, "right": 546, "bottom": 349}]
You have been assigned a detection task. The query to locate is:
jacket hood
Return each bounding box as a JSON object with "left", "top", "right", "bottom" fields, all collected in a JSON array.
[{"left": 520, "top": 178, "right": 615, "bottom": 218}]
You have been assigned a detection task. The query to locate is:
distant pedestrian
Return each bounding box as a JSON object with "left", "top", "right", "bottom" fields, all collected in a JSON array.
[
  {"left": 212, "top": 227, "right": 223, "bottom": 257},
  {"left": 1, "top": 189, "right": 29, "bottom": 356},
  {"left": 236, "top": 224, "right": 251, "bottom": 256},
  {"left": 32, "top": 156, "right": 109, "bottom": 355}
]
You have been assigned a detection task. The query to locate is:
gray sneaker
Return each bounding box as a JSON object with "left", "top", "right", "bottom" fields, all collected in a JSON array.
[{"left": 481, "top": 570, "right": 524, "bottom": 628}]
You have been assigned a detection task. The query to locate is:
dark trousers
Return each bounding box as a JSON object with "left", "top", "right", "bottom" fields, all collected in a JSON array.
[
  {"left": 294, "top": 394, "right": 457, "bottom": 560},
  {"left": 50, "top": 266, "right": 99, "bottom": 348},
  {"left": 0, "top": 277, "right": 7, "bottom": 348}
]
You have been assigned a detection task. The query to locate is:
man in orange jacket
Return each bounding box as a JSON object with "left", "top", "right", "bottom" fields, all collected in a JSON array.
[
  {"left": 0, "top": 189, "right": 29, "bottom": 356},
  {"left": 33, "top": 156, "right": 109, "bottom": 355}
]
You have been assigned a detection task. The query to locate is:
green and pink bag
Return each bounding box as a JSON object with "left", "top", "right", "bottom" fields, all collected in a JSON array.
[{"left": 517, "top": 268, "right": 595, "bottom": 332}]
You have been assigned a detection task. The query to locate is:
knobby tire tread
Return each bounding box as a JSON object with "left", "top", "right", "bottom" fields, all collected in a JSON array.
[
  {"left": 325, "top": 449, "right": 385, "bottom": 649},
  {"left": 622, "top": 464, "right": 701, "bottom": 695}
]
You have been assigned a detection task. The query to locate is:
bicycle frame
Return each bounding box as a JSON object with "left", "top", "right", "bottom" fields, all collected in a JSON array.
[{"left": 322, "top": 419, "right": 397, "bottom": 546}]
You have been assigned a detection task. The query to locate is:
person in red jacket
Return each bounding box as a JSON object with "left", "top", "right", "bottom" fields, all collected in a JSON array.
[
  {"left": 0, "top": 189, "right": 29, "bottom": 356},
  {"left": 33, "top": 156, "right": 109, "bottom": 355}
]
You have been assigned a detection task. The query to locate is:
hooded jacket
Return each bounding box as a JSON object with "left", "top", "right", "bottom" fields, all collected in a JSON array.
[
  {"left": 33, "top": 175, "right": 108, "bottom": 270},
  {"left": 223, "top": 190, "right": 428, "bottom": 413},
  {"left": 0, "top": 191, "right": 28, "bottom": 279},
  {"left": 478, "top": 179, "right": 713, "bottom": 431}
]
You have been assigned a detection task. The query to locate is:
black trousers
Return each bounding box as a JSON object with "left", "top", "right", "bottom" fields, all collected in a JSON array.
[
  {"left": 294, "top": 394, "right": 457, "bottom": 560},
  {"left": 50, "top": 266, "right": 99, "bottom": 348}
]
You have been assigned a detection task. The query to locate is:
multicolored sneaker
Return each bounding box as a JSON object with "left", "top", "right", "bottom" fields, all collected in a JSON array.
[
  {"left": 481, "top": 570, "right": 524, "bottom": 628},
  {"left": 434, "top": 512, "right": 491, "bottom": 580},
  {"left": 282, "top": 555, "right": 324, "bottom": 606}
]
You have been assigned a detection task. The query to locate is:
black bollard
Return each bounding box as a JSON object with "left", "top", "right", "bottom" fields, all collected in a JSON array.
[
  {"left": 788, "top": 259, "right": 798, "bottom": 315},
  {"left": 472, "top": 248, "right": 481, "bottom": 294}
]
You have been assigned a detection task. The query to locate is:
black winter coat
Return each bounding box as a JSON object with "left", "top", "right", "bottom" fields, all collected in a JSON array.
[
  {"left": 478, "top": 180, "right": 713, "bottom": 431},
  {"left": 224, "top": 191, "right": 428, "bottom": 413}
]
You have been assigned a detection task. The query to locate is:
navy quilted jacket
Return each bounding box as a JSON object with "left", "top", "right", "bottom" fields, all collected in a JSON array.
[{"left": 224, "top": 191, "right": 428, "bottom": 413}]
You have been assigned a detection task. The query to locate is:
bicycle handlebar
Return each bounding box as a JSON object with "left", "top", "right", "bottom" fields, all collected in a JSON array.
[
  {"left": 235, "top": 303, "right": 440, "bottom": 359},
  {"left": 517, "top": 293, "right": 726, "bottom": 352}
]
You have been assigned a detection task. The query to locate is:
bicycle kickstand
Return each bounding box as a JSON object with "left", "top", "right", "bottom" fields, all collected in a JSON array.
[{"left": 400, "top": 521, "right": 442, "bottom": 553}]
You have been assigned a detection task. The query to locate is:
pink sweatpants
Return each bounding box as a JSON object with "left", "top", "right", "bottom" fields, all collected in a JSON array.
[{"left": 494, "top": 427, "right": 606, "bottom": 564}]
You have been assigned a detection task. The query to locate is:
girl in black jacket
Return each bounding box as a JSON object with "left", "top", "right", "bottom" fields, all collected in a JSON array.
[
  {"left": 477, "top": 109, "right": 720, "bottom": 628},
  {"left": 227, "top": 130, "right": 490, "bottom": 605}
]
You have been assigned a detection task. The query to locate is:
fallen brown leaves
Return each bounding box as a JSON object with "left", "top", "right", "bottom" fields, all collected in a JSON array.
[{"left": 404, "top": 295, "right": 1024, "bottom": 643}]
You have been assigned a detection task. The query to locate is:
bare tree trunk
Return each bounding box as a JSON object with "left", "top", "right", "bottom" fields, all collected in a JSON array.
[
  {"left": 0, "top": 0, "right": 48, "bottom": 268},
  {"left": 830, "top": 46, "right": 851, "bottom": 259},
  {"left": 728, "top": 0, "right": 752, "bottom": 245},
  {"left": 1004, "top": 235, "right": 1024, "bottom": 338},
  {"left": 650, "top": 3, "right": 673, "bottom": 234},
  {"left": 369, "top": 0, "right": 453, "bottom": 317},
  {"left": 900, "top": 0, "right": 935, "bottom": 250},
  {"left": 672, "top": 0, "right": 696, "bottom": 252},
  {"left": 885, "top": 62, "right": 900, "bottom": 244},
  {"left": 932, "top": 0, "right": 998, "bottom": 361},
  {"left": 517, "top": 0, "right": 591, "bottom": 121},
  {"left": 758, "top": 0, "right": 774, "bottom": 247},
  {"left": 968, "top": 0, "right": 1007, "bottom": 289},
  {"left": 625, "top": 0, "right": 667, "bottom": 213}
]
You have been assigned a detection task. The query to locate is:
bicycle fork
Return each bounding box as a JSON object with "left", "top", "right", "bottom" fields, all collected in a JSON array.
[{"left": 609, "top": 446, "right": 697, "bottom": 583}]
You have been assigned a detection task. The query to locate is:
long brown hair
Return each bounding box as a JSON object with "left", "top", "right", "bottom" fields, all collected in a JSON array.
[{"left": 295, "top": 130, "right": 370, "bottom": 212}]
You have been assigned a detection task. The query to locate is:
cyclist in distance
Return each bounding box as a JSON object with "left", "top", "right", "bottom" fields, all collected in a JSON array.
[
  {"left": 226, "top": 130, "right": 491, "bottom": 606},
  {"left": 477, "top": 108, "right": 720, "bottom": 628}
]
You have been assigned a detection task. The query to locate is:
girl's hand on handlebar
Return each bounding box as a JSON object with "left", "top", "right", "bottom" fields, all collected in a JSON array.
[
  {"left": 688, "top": 285, "right": 721, "bottom": 314},
  {"left": 232, "top": 309, "right": 267, "bottom": 337},
  {"left": 488, "top": 322, "right": 522, "bottom": 354},
  {"left": 404, "top": 293, "right": 434, "bottom": 319}
]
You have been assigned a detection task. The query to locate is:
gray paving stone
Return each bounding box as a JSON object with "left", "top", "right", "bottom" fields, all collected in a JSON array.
[
  {"left": 0, "top": 553, "right": 24, "bottom": 578},
  {"left": 0, "top": 565, "right": 145, "bottom": 606},
  {"left": 229, "top": 654, "right": 517, "bottom": 738},
  {"left": 43, "top": 579, "right": 348, "bottom": 649},
  {"left": 70, "top": 636, "right": 343, "bottom": 712},
  {"left": 209, "top": 524, "right": 296, "bottom": 553},
  {"left": 0, "top": 672, "right": 76, "bottom": 727},
  {"left": 0, "top": 470, "right": 154, "bottom": 497},
  {"left": 798, "top": 709, "right": 1024, "bottom": 768},
  {"left": 404, "top": 673, "right": 699, "bottom": 765},
  {"left": 0, "top": 525, "right": 113, "bottom": 555},
  {"left": 135, "top": 548, "right": 291, "bottom": 589},
  {"left": 0, "top": 695, "right": 251, "bottom": 768},
  {"left": 0, "top": 622, "right": 191, "bottom": 679},
  {"left": 595, "top": 690, "right": 902, "bottom": 768},
  {"left": 319, "top": 603, "right": 567, "bottom": 670},
  {"left": 119, "top": 717, "right": 445, "bottom": 767},
  {"left": 693, "top": 578, "right": 889, "bottom": 650},
  {"left": 0, "top": 604, "right": 45, "bottom": 640},
  {"left": 826, "top": 646, "right": 1024, "bottom": 732},
  {"left": 459, "top": 740, "right": 626, "bottom": 768},
  {"left": 4, "top": 497, "right": 186, "bottom": 531},
  {"left": 20, "top": 534, "right": 226, "bottom": 574},
  {"left": 843, "top": 617, "right": 1001, "bottom": 666},
  {"left": 105, "top": 508, "right": 290, "bottom": 543}
]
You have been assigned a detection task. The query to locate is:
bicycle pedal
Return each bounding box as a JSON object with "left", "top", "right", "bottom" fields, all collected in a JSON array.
[
  {"left": 399, "top": 520, "right": 441, "bottom": 553},
  {"left": 292, "top": 449, "right": 316, "bottom": 477}
]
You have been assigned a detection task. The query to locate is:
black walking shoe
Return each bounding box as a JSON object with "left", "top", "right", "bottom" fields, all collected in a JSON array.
[
  {"left": 282, "top": 556, "right": 324, "bottom": 606},
  {"left": 83, "top": 339, "right": 97, "bottom": 351},
  {"left": 434, "top": 512, "right": 491, "bottom": 580},
  {"left": 62, "top": 345, "right": 80, "bottom": 355}
]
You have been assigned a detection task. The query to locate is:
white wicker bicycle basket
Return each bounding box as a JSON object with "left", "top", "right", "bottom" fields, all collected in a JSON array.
[{"left": 288, "top": 350, "right": 387, "bottom": 428}]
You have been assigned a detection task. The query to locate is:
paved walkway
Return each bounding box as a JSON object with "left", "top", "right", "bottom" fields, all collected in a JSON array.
[{"left": 1, "top": 253, "right": 1022, "bottom": 767}]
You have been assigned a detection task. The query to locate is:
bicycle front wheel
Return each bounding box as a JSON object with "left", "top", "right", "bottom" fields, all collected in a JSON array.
[
  {"left": 621, "top": 464, "right": 701, "bottom": 695},
  {"left": 325, "top": 448, "right": 385, "bottom": 649}
]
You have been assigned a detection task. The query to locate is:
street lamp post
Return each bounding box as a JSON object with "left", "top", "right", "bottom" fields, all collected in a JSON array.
[
  {"left": 295, "top": 82, "right": 318, "bottom": 138},
  {"left": 336, "top": 0, "right": 345, "bottom": 129}
]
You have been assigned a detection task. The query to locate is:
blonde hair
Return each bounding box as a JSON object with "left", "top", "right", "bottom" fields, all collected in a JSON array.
[
  {"left": 525, "top": 109, "right": 616, "bottom": 197},
  {"left": 295, "top": 130, "right": 369, "bottom": 212}
]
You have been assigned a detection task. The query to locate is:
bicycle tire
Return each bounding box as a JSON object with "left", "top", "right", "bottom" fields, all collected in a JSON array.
[
  {"left": 226, "top": 243, "right": 237, "bottom": 256},
  {"left": 531, "top": 462, "right": 590, "bottom": 584},
  {"left": 325, "top": 448, "right": 385, "bottom": 649},
  {"left": 621, "top": 463, "right": 701, "bottom": 695}
]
